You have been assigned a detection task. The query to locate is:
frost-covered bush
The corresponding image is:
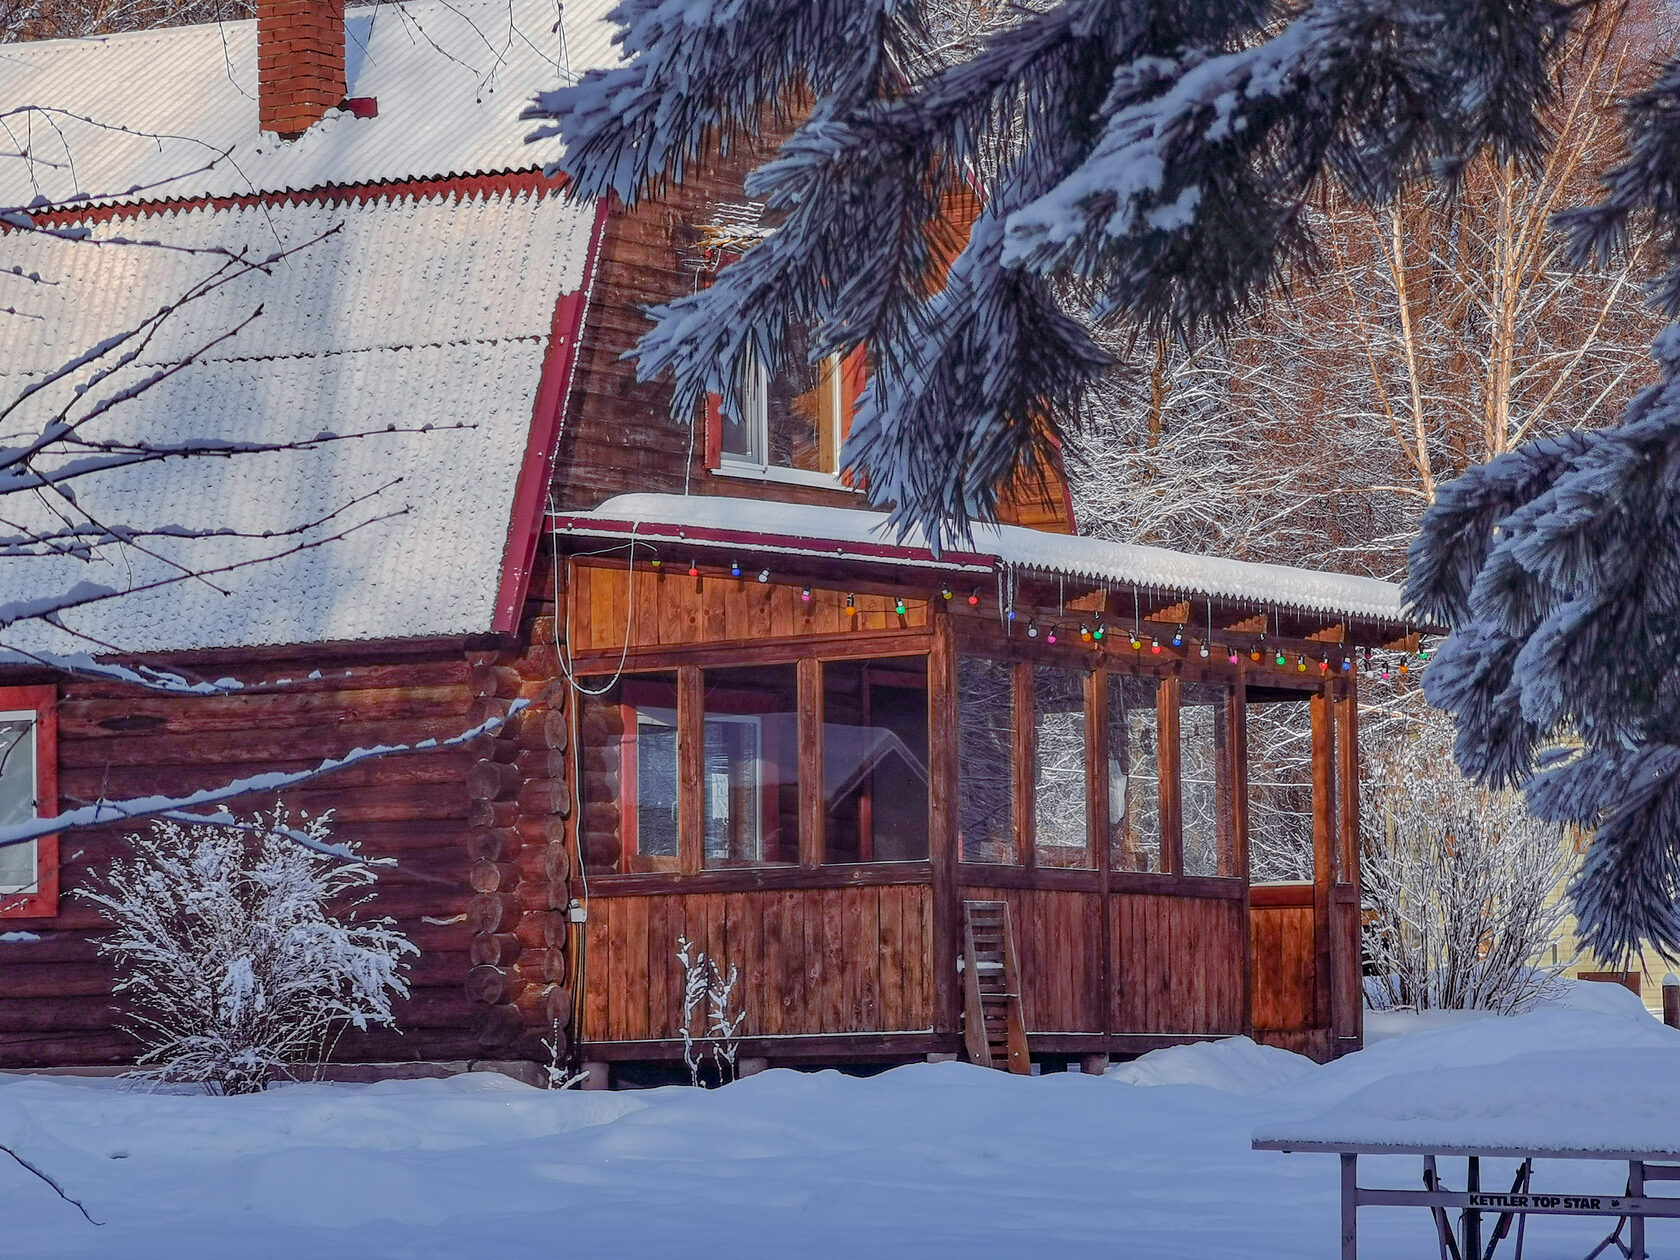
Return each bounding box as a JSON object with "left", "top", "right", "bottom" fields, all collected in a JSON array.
[
  {"left": 82, "top": 809, "right": 414, "bottom": 1094},
  {"left": 1362, "top": 721, "right": 1571, "bottom": 1014}
]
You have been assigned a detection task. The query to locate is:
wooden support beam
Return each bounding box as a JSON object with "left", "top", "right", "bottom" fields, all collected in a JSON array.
[
  {"left": 797, "top": 656, "right": 824, "bottom": 868},
  {"left": 1310, "top": 691, "right": 1334, "bottom": 1031},
  {"left": 677, "top": 665, "right": 703, "bottom": 875},
  {"left": 1158, "top": 675, "right": 1182, "bottom": 876},
  {"left": 929, "top": 619, "right": 960, "bottom": 1038}
]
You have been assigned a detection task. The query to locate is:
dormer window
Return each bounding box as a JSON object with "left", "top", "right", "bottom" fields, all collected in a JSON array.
[
  {"left": 709, "top": 327, "right": 862, "bottom": 489},
  {"left": 719, "top": 349, "right": 843, "bottom": 477}
]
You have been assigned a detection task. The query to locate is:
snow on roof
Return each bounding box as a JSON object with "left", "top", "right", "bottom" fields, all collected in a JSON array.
[
  {"left": 0, "top": 0, "right": 622, "bottom": 208},
  {"left": 4, "top": 189, "right": 598, "bottom": 656},
  {"left": 558, "top": 494, "right": 1409, "bottom": 625}
]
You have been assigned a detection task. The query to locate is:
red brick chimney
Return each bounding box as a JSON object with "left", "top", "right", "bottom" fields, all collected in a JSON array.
[{"left": 257, "top": 0, "right": 347, "bottom": 138}]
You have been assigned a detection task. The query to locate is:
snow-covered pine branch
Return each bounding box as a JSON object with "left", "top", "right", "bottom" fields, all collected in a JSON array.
[{"left": 528, "top": 0, "right": 1588, "bottom": 542}]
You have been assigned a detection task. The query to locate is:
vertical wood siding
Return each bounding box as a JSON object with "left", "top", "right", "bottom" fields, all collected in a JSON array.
[
  {"left": 581, "top": 885, "right": 934, "bottom": 1042},
  {"left": 563, "top": 562, "right": 931, "bottom": 656},
  {"left": 1112, "top": 893, "right": 1246, "bottom": 1035}
]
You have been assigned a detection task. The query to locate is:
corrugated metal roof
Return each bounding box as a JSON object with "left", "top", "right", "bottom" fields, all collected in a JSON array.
[
  {"left": 560, "top": 494, "right": 1411, "bottom": 625},
  {"left": 3, "top": 190, "right": 594, "bottom": 372},
  {"left": 0, "top": 0, "right": 622, "bottom": 207},
  {"left": 4, "top": 189, "right": 599, "bottom": 655}
]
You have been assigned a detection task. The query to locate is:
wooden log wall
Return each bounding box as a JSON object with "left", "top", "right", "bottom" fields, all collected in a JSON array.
[
  {"left": 0, "top": 541, "right": 590, "bottom": 1071},
  {"left": 461, "top": 544, "right": 577, "bottom": 1061},
  {"left": 0, "top": 648, "right": 491, "bottom": 1069},
  {"left": 580, "top": 885, "right": 935, "bottom": 1045}
]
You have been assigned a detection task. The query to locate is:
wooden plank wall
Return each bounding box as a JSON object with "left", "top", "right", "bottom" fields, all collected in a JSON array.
[
  {"left": 1249, "top": 904, "right": 1316, "bottom": 1033},
  {"left": 960, "top": 887, "right": 1104, "bottom": 1033},
  {"left": 0, "top": 648, "right": 494, "bottom": 1069},
  {"left": 565, "top": 562, "right": 930, "bottom": 656},
  {"left": 1112, "top": 893, "right": 1246, "bottom": 1035},
  {"left": 581, "top": 886, "right": 934, "bottom": 1042}
]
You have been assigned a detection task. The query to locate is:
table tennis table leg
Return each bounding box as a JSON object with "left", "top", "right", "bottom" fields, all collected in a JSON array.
[{"left": 1340, "top": 1153, "right": 1358, "bottom": 1260}]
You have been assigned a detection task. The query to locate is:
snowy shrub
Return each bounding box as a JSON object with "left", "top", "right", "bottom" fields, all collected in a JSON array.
[
  {"left": 676, "top": 935, "right": 746, "bottom": 1088},
  {"left": 81, "top": 808, "right": 414, "bottom": 1094},
  {"left": 1362, "top": 721, "right": 1571, "bottom": 1014}
]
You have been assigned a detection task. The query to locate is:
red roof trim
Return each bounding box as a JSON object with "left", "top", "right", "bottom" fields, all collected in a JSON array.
[
  {"left": 19, "top": 168, "right": 565, "bottom": 228},
  {"left": 493, "top": 197, "right": 611, "bottom": 633}
]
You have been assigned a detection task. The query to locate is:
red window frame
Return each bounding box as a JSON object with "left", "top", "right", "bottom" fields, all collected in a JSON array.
[{"left": 0, "top": 684, "right": 57, "bottom": 919}]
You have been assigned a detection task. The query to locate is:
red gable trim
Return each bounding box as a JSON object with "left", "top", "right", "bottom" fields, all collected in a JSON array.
[
  {"left": 493, "top": 196, "right": 611, "bottom": 634},
  {"left": 17, "top": 168, "right": 565, "bottom": 229}
]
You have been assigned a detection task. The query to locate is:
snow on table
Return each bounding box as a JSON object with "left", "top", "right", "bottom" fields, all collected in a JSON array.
[{"left": 1254, "top": 1047, "right": 1680, "bottom": 1161}]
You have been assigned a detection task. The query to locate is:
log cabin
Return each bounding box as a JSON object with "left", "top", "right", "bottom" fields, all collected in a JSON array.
[{"left": 0, "top": 0, "right": 1418, "bottom": 1081}]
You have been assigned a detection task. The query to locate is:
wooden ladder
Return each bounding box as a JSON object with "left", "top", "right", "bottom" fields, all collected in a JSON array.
[{"left": 960, "top": 900, "right": 1030, "bottom": 1073}]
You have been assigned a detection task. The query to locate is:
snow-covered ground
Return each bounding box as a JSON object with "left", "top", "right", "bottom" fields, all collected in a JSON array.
[{"left": 3, "top": 982, "right": 1676, "bottom": 1258}]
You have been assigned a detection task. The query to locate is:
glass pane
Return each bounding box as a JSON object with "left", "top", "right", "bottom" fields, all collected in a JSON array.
[
  {"left": 0, "top": 718, "right": 35, "bottom": 892},
  {"left": 1248, "top": 696, "right": 1315, "bottom": 883},
  {"left": 958, "top": 656, "right": 1015, "bottom": 863},
  {"left": 823, "top": 658, "right": 930, "bottom": 863},
  {"left": 703, "top": 666, "right": 799, "bottom": 867},
  {"left": 765, "top": 325, "right": 833, "bottom": 473},
  {"left": 580, "top": 673, "right": 680, "bottom": 874},
  {"left": 1034, "top": 665, "right": 1090, "bottom": 868},
  {"left": 720, "top": 358, "right": 766, "bottom": 463},
  {"left": 1181, "top": 682, "right": 1235, "bottom": 877},
  {"left": 1108, "top": 675, "right": 1161, "bottom": 873}
]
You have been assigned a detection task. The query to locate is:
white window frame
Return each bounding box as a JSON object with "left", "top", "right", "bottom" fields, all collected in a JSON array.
[{"left": 716, "top": 349, "right": 852, "bottom": 489}]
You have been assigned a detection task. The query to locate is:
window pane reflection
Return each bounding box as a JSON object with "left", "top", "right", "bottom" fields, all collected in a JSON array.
[
  {"left": 1034, "top": 665, "right": 1090, "bottom": 868},
  {"left": 823, "top": 658, "right": 930, "bottom": 862},
  {"left": 958, "top": 657, "right": 1015, "bottom": 863},
  {"left": 1108, "top": 675, "right": 1161, "bottom": 873}
]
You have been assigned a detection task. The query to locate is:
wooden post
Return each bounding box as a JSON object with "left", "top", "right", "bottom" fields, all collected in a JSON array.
[
  {"left": 1664, "top": 974, "right": 1680, "bottom": 1029},
  {"left": 929, "top": 621, "right": 960, "bottom": 1040},
  {"left": 579, "top": 1061, "right": 610, "bottom": 1091},
  {"left": 677, "top": 665, "right": 703, "bottom": 874},
  {"left": 737, "top": 1056, "right": 769, "bottom": 1078},
  {"left": 1091, "top": 668, "right": 1115, "bottom": 1047},
  {"left": 1232, "top": 677, "right": 1254, "bottom": 1039},
  {"left": 797, "top": 657, "right": 823, "bottom": 868},
  {"left": 1159, "top": 676, "right": 1183, "bottom": 875},
  {"left": 1079, "top": 1053, "right": 1110, "bottom": 1076},
  {"left": 1310, "top": 691, "right": 1334, "bottom": 1031},
  {"left": 1335, "top": 684, "right": 1362, "bottom": 1049},
  {"left": 1013, "top": 661, "right": 1034, "bottom": 866}
]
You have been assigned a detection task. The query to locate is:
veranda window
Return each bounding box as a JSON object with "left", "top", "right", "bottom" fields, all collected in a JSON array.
[
  {"left": 1180, "top": 682, "right": 1237, "bottom": 878},
  {"left": 1034, "top": 664, "right": 1091, "bottom": 868},
  {"left": 957, "top": 656, "right": 1015, "bottom": 863},
  {"left": 822, "top": 657, "right": 930, "bottom": 863},
  {"left": 702, "top": 665, "right": 799, "bottom": 868},
  {"left": 1246, "top": 692, "right": 1317, "bottom": 884},
  {"left": 1108, "top": 674, "right": 1163, "bottom": 874},
  {"left": 579, "top": 672, "right": 681, "bottom": 875}
]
